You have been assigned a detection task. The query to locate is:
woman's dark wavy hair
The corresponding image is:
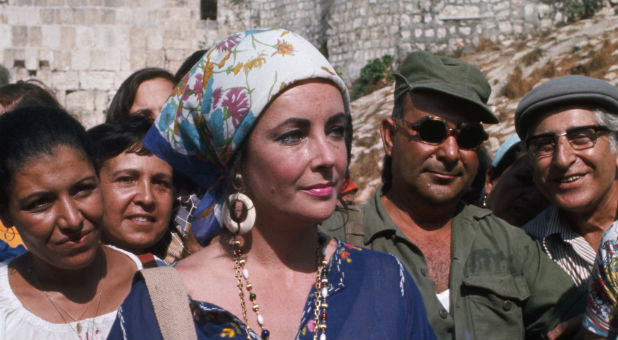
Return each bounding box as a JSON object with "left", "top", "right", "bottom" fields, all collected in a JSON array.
[
  {"left": 174, "top": 49, "right": 207, "bottom": 84},
  {"left": 105, "top": 68, "right": 174, "bottom": 122},
  {"left": 87, "top": 113, "right": 154, "bottom": 171},
  {"left": 0, "top": 106, "right": 93, "bottom": 206}
]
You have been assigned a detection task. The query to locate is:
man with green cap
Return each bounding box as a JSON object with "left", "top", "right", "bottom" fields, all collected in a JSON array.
[{"left": 322, "top": 51, "right": 584, "bottom": 339}]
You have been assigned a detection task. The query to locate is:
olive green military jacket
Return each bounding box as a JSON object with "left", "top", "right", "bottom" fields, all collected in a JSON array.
[{"left": 321, "top": 188, "right": 585, "bottom": 340}]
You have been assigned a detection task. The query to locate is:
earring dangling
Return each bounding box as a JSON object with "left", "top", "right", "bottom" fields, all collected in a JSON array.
[
  {"left": 2, "top": 226, "right": 15, "bottom": 242},
  {"left": 481, "top": 193, "right": 488, "bottom": 208},
  {"left": 222, "top": 174, "right": 256, "bottom": 235}
]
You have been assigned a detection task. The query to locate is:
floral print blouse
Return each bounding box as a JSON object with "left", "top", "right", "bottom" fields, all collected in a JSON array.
[{"left": 107, "top": 239, "right": 436, "bottom": 340}]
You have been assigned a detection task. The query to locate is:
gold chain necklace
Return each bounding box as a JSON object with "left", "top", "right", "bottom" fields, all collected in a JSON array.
[
  {"left": 41, "top": 287, "right": 103, "bottom": 339},
  {"left": 231, "top": 234, "right": 329, "bottom": 340},
  {"left": 28, "top": 256, "right": 104, "bottom": 339}
]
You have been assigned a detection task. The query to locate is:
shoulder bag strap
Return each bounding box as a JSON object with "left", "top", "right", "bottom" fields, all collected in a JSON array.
[{"left": 140, "top": 267, "right": 198, "bottom": 340}]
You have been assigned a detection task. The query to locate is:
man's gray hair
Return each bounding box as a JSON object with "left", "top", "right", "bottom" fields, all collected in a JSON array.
[{"left": 594, "top": 107, "right": 618, "bottom": 153}]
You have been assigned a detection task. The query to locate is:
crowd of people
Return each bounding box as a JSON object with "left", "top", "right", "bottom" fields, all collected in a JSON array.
[{"left": 0, "top": 27, "right": 617, "bottom": 340}]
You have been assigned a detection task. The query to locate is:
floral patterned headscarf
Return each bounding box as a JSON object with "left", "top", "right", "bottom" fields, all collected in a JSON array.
[{"left": 143, "top": 28, "right": 350, "bottom": 245}]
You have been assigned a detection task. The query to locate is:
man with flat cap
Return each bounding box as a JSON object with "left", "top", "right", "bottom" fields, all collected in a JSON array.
[
  {"left": 517, "top": 75, "right": 618, "bottom": 288},
  {"left": 322, "top": 51, "right": 585, "bottom": 339}
]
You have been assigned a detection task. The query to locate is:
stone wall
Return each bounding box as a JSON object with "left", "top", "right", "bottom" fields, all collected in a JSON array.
[
  {"left": 0, "top": 0, "right": 612, "bottom": 125},
  {"left": 0, "top": 0, "right": 240, "bottom": 126}
]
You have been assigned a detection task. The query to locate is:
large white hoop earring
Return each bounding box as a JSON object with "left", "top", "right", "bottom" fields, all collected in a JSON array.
[{"left": 222, "top": 192, "right": 256, "bottom": 235}]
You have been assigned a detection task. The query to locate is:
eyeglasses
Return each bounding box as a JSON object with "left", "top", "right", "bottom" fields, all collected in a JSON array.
[
  {"left": 394, "top": 116, "right": 488, "bottom": 149},
  {"left": 525, "top": 125, "right": 611, "bottom": 158}
]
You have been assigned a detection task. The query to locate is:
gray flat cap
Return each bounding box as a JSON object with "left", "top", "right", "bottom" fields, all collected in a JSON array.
[{"left": 515, "top": 75, "right": 618, "bottom": 139}]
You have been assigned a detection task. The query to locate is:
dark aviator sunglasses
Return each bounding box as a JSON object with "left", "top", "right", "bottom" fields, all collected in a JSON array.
[{"left": 394, "top": 116, "right": 488, "bottom": 149}]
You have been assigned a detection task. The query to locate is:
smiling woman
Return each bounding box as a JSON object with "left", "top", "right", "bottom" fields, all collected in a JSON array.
[
  {"left": 87, "top": 115, "right": 175, "bottom": 267},
  {"left": 108, "top": 28, "right": 436, "bottom": 340},
  {"left": 0, "top": 106, "right": 142, "bottom": 340}
]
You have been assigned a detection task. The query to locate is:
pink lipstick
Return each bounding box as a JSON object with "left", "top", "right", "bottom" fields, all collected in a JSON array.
[{"left": 302, "top": 184, "right": 334, "bottom": 198}]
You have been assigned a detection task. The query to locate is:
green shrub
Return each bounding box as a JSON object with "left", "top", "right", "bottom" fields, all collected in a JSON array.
[
  {"left": 351, "top": 55, "right": 394, "bottom": 100},
  {"left": 552, "top": 0, "right": 606, "bottom": 22}
]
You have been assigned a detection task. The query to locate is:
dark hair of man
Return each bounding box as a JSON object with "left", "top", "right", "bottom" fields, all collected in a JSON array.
[
  {"left": 0, "top": 106, "right": 92, "bottom": 206},
  {"left": 382, "top": 91, "right": 408, "bottom": 189},
  {"left": 105, "top": 68, "right": 174, "bottom": 122},
  {"left": 0, "top": 79, "right": 61, "bottom": 112},
  {"left": 87, "top": 113, "right": 154, "bottom": 171},
  {"left": 174, "top": 49, "right": 207, "bottom": 84}
]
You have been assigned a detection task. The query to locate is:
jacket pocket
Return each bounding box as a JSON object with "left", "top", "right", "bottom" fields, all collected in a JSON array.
[{"left": 460, "top": 274, "right": 530, "bottom": 339}]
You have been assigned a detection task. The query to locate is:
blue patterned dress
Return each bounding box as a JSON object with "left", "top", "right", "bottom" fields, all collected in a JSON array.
[{"left": 107, "top": 240, "right": 436, "bottom": 340}]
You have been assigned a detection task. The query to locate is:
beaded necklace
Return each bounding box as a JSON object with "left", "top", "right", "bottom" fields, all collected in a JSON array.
[{"left": 230, "top": 234, "right": 329, "bottom": 340}]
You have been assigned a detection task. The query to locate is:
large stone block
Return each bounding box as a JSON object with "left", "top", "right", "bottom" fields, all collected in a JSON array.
[
  {"left": 52, "top": 70, "right": 79, "bottom": 90},
  {"left": 52, "top": 50, "right": 72, "bottom": 71},
  {"left": 101, "top": 9, "right": 116, "bottom": 24},
  {"left": 36, "top": 68, "right": 53, "bottom": 86},
  {"left": 45, "top": 0, "right": 67, "bottom": 5},
  {"left": 73, "top": 9, "right": 88, "bottom": 25},
  {"left": 38, "top": 49, "right": 53, "bottom": 65},
  {"left": 14, "top": 67, "right": 29, "bottom": 80},
  {"left": 94, "top": 89, "right": 111, "bottom": 113},
  {"left": 130, "top": 50, "right": 148, "bottom": 70},
  {"left": 8, "top": 7, "right": 40, "bottom": 26},
  {"left": 25, "top": 47, "right": 37, "bottom": 70},
  {"left": 60, "top": 26, "right": 76, "bottom": 49},
  {"left": 459, "top": 26, "right": 471, "bottom": 35},
  {"left": 115, "top": 8, "right": 135, "bottom": 25},
  {"left": 40, "top": 9, "right": 56, "bottom": 25},
  {"left": 90, "top": 49, "right": 121, "bottom": 71},
  {"left": 71, "top": 49, "right": 91, "bottom": 70},
  {"left": 66, "top": 90, "right": 94, "bottom": 111},
  {"left": 27, "top": 27, "right": 42, "bottom": 47},
  {"left": 76, "top": 26, "right": 96, "bottom": 49},
  {"left": 56, "top": 8, "right": 74, "bottom": 24},
  {"left": 12, "top": 0, "right": 33, "bottom": 6},
  {"left": 130, "top": 27, "right": 147, "bottom": 49},
  {"left": 146, "top": 29, "right": 164, "bottom": 50},
  {"left": 79, "top": 70, "right": 115, "bottom": 90},
  {"left": 437, "top": 27, "right": 446, "bottom": 39},
  {"left": 41, "top": 25, "right": 62, "bottom": 49},
  {"left": 66, "top": 0, "right": 104, "bottom": 7},
  {"left": 498, "top": 20, "right": 512, "bottom": 34},
  {"left": 0, "top": 26, "right": 11, "bottom": 49},
  {"left": 12, "top": 26, "right": 27, "bottom": 47},
  {"left": 105, "top": 0, "right": 127, "bottom": 7},
  {"left": 105, "top": 26, "right": 130, "bottom": 50},
  {"left": 85, "top": 8, "right": 104, "bottom": 25},
  {"left": 145, "top": 50, "right": 166, "bottom": 67},
  {"left": 94, "top": 26, "right": 128, "bottom": 50}
]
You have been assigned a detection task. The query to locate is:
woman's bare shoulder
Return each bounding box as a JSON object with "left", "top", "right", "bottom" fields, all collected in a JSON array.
[{"left": 175, "top": 246, "right": 232, "bottom": 298}]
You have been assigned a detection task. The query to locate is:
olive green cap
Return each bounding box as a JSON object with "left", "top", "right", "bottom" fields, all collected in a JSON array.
[{"left": 394, "top": 51, "right": 498, "bottom": 124}]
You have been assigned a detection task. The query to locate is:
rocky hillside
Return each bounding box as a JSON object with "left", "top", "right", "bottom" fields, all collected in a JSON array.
[{"left": 348, "top": 8, "right": 618, "bottom": 204}]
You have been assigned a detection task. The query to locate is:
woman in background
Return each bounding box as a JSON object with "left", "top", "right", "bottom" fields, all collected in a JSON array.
[
  {"left": 106, "top": 68, "right": 174, "bottom": 121},
  {"left": 88, "top": 115, "right": 176, "bottom": 266}
]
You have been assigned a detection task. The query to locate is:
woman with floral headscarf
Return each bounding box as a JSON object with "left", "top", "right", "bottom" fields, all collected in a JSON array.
[{"left": 108, "top": 28, "right": 435, "bottom": 340}]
